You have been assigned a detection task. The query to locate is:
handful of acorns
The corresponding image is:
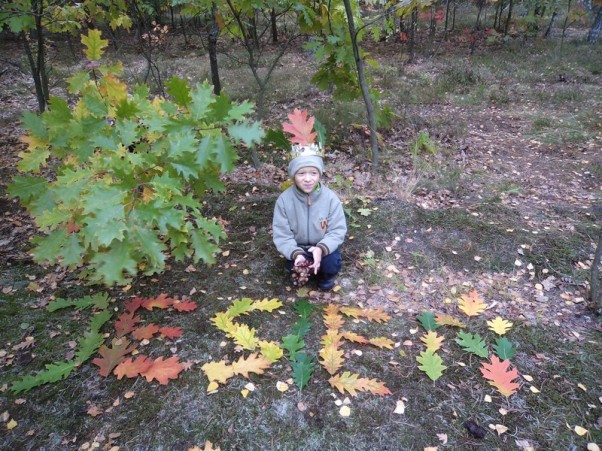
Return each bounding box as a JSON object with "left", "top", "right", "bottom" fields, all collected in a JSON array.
[{"left": 291, "top": 259, "right": 312, "bottom": 287}]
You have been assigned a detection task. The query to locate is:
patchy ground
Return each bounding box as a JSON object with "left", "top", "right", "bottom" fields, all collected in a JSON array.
[{"left": 0, "top": 29, "right": 601, "bottom": 450}]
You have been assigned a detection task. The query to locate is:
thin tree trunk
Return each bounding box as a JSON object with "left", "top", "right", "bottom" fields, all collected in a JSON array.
[
  {"left": 588, "top": 6, "right": 602, "bottom": 43},
  {"left": 505, "top": 0, "right": 514, "bottom": 35},
  {"left": 561, "top": 0, "right": 572, "bottom": 47},
  {"left": 544, "top": 10, "right": 557, "bottom": 37},
  {"left": 445, "top": 0, "right": 451, "bottom": 32},
  {"left": 208, "top": 3, "right": 221, "bottom": 95},
  {"left": 271, "top": 8, "right": 278, "bottom": 43},
  {"left": 22, "top": 32, "right": 46, "bottom": 112},
  {"left": 342, "top": 0, "right": 379, "bottom": 169}
]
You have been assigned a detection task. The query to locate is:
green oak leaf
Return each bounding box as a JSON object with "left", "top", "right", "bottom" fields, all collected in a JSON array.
[
  {"left": 281, "top": 334, "right": 305, "bottom": 359},
  {"left": 416, "top": 350, "right": 447, "bottom": 381},
  {"left": 228, "top": 120, "right": 265, "bottom": 147},
  {"left": 417, "top": 311, "right": 440, "bottom": 331},
  {"left": 493, "top": 337, "right": 516, "bottom": 360},
  {"left": 89, "top": 241, "right": 138, "bottom": 285},
  {"left": 455, "top": 331, "right": 489, "bottom": 358},
  {"left": 7, "top": 175, "right": 47, "bottom": 203},
  {"left": 165, "top": 76, "right": 192, "bottom": 106},
  {"left": 291, "top": 352, "right": 315, "bottom": 390}
]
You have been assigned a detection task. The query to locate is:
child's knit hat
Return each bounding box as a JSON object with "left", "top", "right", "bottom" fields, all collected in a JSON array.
[{"left": 282, "top": 109, "right": 324, "bottom": 178}]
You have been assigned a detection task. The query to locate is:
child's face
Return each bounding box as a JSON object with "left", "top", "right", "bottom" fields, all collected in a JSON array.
[{"left": 294, "top": 166, "right": 320, "bottom": 193}]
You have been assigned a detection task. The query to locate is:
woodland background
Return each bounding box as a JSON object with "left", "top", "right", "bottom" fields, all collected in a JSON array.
[{"left": 0, "top": 0, "right": 601, "bottom": 450}]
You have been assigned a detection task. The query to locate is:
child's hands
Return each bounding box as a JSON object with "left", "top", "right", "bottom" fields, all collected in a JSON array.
[{"left": 307, "top": 246, "right": 323, "bottom": 275}]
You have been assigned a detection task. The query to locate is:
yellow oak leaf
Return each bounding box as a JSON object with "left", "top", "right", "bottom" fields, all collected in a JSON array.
[
  {"left": 368, "top": 337, "right": 395, "bottom": 349},
  {"left": 458, "top": 290, "right": 487, "bottom": 317},
  {"left": 229, "top": 323, "right": 258, "bottom": 351},
  {"left": 258, "top": 340, "right": 283, "bottom": 363},
  {"left": 319, "top": 341, "right": 345, "bottom": 375},
  {"left": 487, "top": 317, "right": 513, "bottom": 335},
  {"left": 231, "top": 353, "right": 271, "bottom": 378},
  {"left": 420, "top": 331, "right": 445, "bottom": 352},
  {"left": 211, "top": 312, "right": 236, "bottom": 333},
  {"left": 434, "top": 313, "right": 466, "bottom": 328},
  {"left": 339, "top": 306, "right": 391, "bottom": 323},
  {"left": 250, "top": 298, "right": 283, "bottom": 312},
  {"left": 201, "top": 360, "right": 235, "bottom": 384}
]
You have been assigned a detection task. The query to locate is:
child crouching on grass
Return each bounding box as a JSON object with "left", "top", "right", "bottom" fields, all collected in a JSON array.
[{"left": 272, "top": 109, "right": 347, "bottom": 291}]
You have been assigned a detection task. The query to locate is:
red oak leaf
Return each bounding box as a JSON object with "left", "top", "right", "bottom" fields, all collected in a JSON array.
[
  {"left": 132, "top": 323, "right": 160, "bottom": 340},
  {"left": 92, "top": 338, "right": 137, "bottom": 377},
  {"left": 140, "top": 356, "right": 184, "bottom": 384},
  {"left": 113, "top": 355, "right": 153, "bottom": 379},
  {"left": 142, "top": 293, "right": 176, "bottom": 310},
  {"left": 173, "top": 300, "right": 198, "bottom": 312},
  {"left": 159, "top": 327, "right": 183, "bottom": 339},
  {"left": 281, "top": 109, "right": 317, "bottom": 145},
  {"left": 124, "top": 297, "right": 145, "bottom": 313},
  {"left": 114, "top": 311, "right": 142, "bottom": 337}
]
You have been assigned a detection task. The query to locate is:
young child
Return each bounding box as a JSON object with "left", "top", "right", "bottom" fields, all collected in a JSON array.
[{"left": 272, "top": 109, "right": 347, "bottom": 291}]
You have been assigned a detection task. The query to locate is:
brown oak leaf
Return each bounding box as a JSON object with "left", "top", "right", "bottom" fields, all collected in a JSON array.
[
  {"left": 131, "top": 324, "right": 160, "bottom": 340},
  {"left": 92, "top": 338, "right": 137, "bottom": 377},
  {"left": 114, "top": 311, "right": 141, "bottom": 337}
]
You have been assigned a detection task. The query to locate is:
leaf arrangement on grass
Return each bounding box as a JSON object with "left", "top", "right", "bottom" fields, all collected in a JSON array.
[
  {"left": 320, "top": 305, "right": 392, "bottom": 397},
  {"left": 415, "top": 290, "right": 520, "bottom": 397},
  {"left": 11, "top": 294, "right": 112, "bottom": 393},
  {"left": 282, "top": 300, "right": 317, "bottom": 390},
  {"left": 202, "top": 298, "right": 283, "bottom": 391},
  {"left": 91, "top": 293, "right": 196, "bottom": 384}
]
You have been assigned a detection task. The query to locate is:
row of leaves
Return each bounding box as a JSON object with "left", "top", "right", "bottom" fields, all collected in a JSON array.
[{"left": 11, "top": 293, "right": 195, "bottom": 393}]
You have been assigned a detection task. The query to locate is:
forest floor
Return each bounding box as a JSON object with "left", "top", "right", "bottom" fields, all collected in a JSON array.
[{"left": 0, "top": 28, "right": 601, "bottom": 450}]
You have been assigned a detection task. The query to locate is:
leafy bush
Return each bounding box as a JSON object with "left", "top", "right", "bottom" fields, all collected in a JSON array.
[{"left": 8, "top": 31, "right": 264, "bottom": 286}]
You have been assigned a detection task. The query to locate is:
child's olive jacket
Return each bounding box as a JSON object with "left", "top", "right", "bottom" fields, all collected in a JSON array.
[{"left": 272, "top": 184, "right": 347, "bottom": 261}]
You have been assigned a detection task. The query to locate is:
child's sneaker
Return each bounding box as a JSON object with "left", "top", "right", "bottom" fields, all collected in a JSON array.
[{"left": 318, "top": 274, "right": 336, "bottom": 291}]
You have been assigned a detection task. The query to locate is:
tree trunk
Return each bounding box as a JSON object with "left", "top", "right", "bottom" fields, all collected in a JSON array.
[
  {"left": 544, "top": 10, "right": 557, "bottom": 37},
  {"left": 208, "top": 3, "right": 221, "bottom": 95},
  {"left": 505, "top": 0, "right": 514, "bottom": 35},
  {"left": 342, "top": 0, "right": 379, "bottom": 169},
  {"left": 561, "top": 0, "right": 572, "bottom": 46},
  {"left": 271, "top": 8, "right": 278, "bottom": 43},
  {"left": 588, "top": 6, "right": 602, "bottom": 43}
]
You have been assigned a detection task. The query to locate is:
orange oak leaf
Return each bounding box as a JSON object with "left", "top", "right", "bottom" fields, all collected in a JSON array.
[
  {"left": 339, "top": 306, "right": 391, "bottom": 323},
  {"left": 173, "top": 300, "right": 198, "bottom": 312},
  {"left": 281, "top": 108, "right": 317, "bottom": 145},
  {"left": 201, "top": 360, "right": 235, "bottom": 384},
  {"left": 435, "top": 313, "right": 466, "bottom": 328},
  {"left": 230, "top": 353, "right": 272, "bottom": 378},
  {"left": 124, "top": 297, "right": 145, "bottom": 313},
  {"left": 321, "top": 329, "right": 343, "bottom": 348},
  {"left": 92, "top": 337, "right": 137, "bottom": 377},
  {"left": 142, "top": 293, "right": 176, "bottom": 310},
  {"left": 319, "top": 341, "right": 345, "bottom": 375},
  {"left": 323, "top": 305, "right": 345, "bottom": 330},
  {"left": 113, "top": 355, "right": 153, "bottom": 379},
  {"left": 341, "top": 331, "right": 369, "bottom": 344},
  {"left": 159, "top": 326, "right": 183, "bottom": 339},
  {"left": 140, "top": 356, "right": 185, "bottom": 384},
  {"left": 480, "top": 356, "right": 520, "bottom": 396},
  {"left": 131, "top": 324, "right": 160, "bottom": 340},
  {"left": 458, "top": 290, "right": 487, "bottom": 317},
  {"left": 329, "top": 371, "right": 392, "bottom": 397},
  {"left": 368, "top": 337, "right": 395, "bottom": 349},
  {"left": 114, "top": 311, "right": 142, "bottom": 337}
]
